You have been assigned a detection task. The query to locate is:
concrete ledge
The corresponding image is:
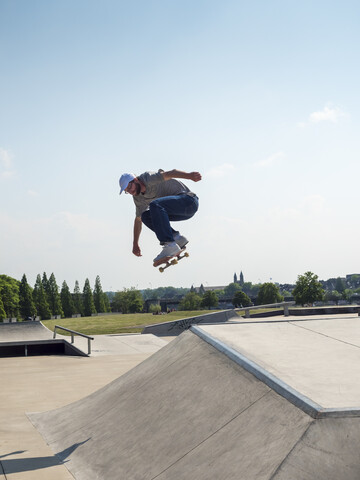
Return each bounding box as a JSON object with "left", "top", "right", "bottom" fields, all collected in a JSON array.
[
  {"left": 191, "top": 325, "right": 360, "bottom": 419},
  {"left": 289, "top": 305, "right": 360, "bottom": 316},
  {"left": 142, "top": 309, "right": 239, "bottom": 336}
]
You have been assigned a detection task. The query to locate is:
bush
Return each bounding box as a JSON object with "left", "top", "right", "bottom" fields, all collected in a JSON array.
[
  {"left": 292, "top": 272, "right": 324, "bottom": 306},
  {"left": 257, "top": 283, "right": 283, "bottom": 305},
  {"left": 200, "top": 291, "right": 219, "bottom": 310},
  {"left": 232, "top": 290, "right": 252, "bottom": 308},
  {"left": 149, "top": 303, "right": 162, "bottom": 314},
  {"left": 111, "top": 288, "right": 144, "bottom": 313},
  {"left": 179, "top": 292, "right": 202, "bottom": 310}
]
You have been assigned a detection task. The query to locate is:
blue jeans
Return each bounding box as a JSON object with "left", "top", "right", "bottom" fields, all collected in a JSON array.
[{"left": 141, "top": 194, "right": 199, "bottom": 244}]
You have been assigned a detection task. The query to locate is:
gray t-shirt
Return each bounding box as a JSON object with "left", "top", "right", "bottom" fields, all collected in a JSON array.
[{"left": 133, "top": 170, "right": 195, "bottom": 217}]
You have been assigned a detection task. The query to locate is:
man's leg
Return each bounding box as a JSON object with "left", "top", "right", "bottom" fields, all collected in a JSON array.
[
  {"left": 141, "top": 195, "right": 198, "bottom": 244},
  {"left": 141, "top": 210, "right": 178, "bottom": 241}
]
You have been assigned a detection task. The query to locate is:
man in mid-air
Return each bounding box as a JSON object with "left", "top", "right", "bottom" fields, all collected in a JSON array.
[{"left": 119, "top": 169, "right": 201, "bottom": 264}]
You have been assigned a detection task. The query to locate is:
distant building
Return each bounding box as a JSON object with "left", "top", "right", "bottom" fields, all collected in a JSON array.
[
  {"left": 234, "top": 271, "right": 244, "bottom": 287},
  {"left": 346, "top": 274, "right": 360, "bottom": 287},
  {"left": 193, "top": 284, "right": 226, "bottom": 293}
]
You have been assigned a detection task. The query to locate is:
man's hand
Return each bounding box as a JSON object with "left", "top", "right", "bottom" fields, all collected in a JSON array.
[
  {"left": 132, "top": 243, "right": 142, "bottom": 257},
  {"left": 188, "top": 171, "right": 202, "bottom": 182}
]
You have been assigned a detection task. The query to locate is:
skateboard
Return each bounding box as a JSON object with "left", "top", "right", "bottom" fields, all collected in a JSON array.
[{"left": 153, "top": 247, "right": 189, "bottom": 273}]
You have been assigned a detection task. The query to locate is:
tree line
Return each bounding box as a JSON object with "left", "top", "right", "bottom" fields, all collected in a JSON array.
[
  {"left": 113, "top": 271, "right": 333, "bottom": 313},
  {"left": 0, "top": 273, "right": 110, "bottom": 321},
  {"left": 1, "top": 270, "right": 359, "bottom": 321},
  {"left": 167, "top": 271, "right": 353, "bottom": 311}
]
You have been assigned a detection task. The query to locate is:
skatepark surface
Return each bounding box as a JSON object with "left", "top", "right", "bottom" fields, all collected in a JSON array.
[{"left": 2, "top": 313, "right": 360, "bottom": 479}]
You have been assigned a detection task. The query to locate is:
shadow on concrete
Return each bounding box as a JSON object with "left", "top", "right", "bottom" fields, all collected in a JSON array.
[
  {"left": 56, "top": 439, "right": 90, "bottom": 462},
  {"left": 0, "top": 439, "right": 89, "bottom": 475},
  {"left": 0, "top": 451, "right": 26, "bottom": 459},
  {"left": 1, "top": 456, "right": 61, "bottom": 474}
]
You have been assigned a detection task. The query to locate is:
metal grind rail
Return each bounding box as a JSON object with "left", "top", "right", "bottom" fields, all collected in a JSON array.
[{"left": 54, "top": 325, "right": 94, "bottom": 355}]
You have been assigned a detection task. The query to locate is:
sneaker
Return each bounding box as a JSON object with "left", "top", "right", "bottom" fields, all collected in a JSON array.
[
  {"left": 173, "top": 233, "right": 189, "bottom": 249},
  {"left": 153, "top": 242, "right": 181, "bottom": 263}
]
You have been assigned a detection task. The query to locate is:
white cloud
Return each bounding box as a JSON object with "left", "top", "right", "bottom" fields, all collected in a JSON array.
[
  {"left": 309, "top": 106, "right": 345, "bottom": 123},
  {"left": 299, "top": 104, "right": 346, "bottom": 127},
  {"left": 0, "top": 148, "right": 15, "bottom": 179},
  {"left": 268, "top": 194, "right": 326, "bottom": 220},
  {"left": 254, "top": 151, "right": 285, "bottom": 168},
  {"left": 299, "top": 194, "right": 325, "bottom": 215},
  {"left": 205, "top": 163, "right": 236, "bottom": 178}
]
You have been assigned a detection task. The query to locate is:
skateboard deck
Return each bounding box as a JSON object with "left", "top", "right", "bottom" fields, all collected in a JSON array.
[{"left": 153, "top": 247, "right": 189, "bottom": 272}]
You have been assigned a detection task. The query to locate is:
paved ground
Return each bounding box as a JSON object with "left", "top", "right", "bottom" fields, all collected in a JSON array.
[
  {"left": 72, "top": 332, "right": 169, "bottom": 356},
  {"left": 2, "top": 314, "right": 360, "bottom": 479},
  {"left": 0, "top": 333, "right": 168, "bottom": 480}
]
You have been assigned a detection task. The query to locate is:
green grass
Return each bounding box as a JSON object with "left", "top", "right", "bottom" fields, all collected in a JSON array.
[
  {"left": 42, "top": 310, "right": 219, "bottom": 335},
  {"left": 41, "top": 307, "right": 287, "bottom": 336}
]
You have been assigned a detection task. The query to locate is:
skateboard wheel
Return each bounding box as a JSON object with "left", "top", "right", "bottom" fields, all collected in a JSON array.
[
  {"left": 184, "top": 252, "right": 189, "bottom": 257},
  {"left": 159, "top": 267, "right": 165, "bottom": 273}
]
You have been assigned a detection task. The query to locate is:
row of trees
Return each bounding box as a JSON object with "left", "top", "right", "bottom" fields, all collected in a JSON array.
[
  {"left": 177, "top": 281, "right": 280, "bottom": 311},
  {"left": 1, "top": 270, "right": 357, "bottom": 320},
  {"left": 0, "top": 274, "right": 110, "bottom": 321},
  {"left": 115, "top": 272, "right": 329, "bottom": 313}
]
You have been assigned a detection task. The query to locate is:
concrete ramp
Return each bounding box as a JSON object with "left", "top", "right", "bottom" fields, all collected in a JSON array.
[
  {"left": 27, "top": 330, "right": 326, "bottom": 480},
  {"left": 0, "top": 321, "right": 54, "bottom": 341},
  {"left": 273, "top": 417, "right": 360, "bottom": 479},
  {"left": 28, "top": 321, "right": 360, "bottom": 480}
]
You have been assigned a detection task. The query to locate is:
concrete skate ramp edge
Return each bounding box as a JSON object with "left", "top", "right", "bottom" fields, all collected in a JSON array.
[
  {"left": 27, "top": 330, "right": 360, "bottom": 480},
  {"left": 142, "top": 308, "right": 239, "bottom": 336},
  {"left": 192, "top": 325, "right": 360, "bottom": 419}
]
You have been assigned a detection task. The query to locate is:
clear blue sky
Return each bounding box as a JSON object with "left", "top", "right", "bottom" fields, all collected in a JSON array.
[{"left": 1, "top": 0, "right": 360, "bottom": 291}]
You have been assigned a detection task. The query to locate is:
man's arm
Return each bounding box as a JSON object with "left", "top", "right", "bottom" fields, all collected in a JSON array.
[
  {"left": 133, "top": 216, "right": 142, "bottom": 256},
  {"left": 162, "top": 169, "right": 202, "bottom": 182}
]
